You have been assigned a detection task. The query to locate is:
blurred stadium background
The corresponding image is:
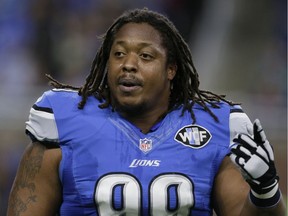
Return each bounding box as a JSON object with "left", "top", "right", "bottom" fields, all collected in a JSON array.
[{"left": 0, "top": 0, "right": 286, "bottom": 214}]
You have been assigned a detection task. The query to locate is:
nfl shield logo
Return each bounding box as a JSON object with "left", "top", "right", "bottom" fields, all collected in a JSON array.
[{"left": 139, "top": 138, "right": 152, "bottom": 153}]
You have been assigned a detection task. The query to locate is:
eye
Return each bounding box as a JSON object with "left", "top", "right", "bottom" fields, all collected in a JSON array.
[
  {"left": 114, "top": 51, "right": 125, "bottom": 57},
  {"left": 140, "top": 53, "right": 153, "bottom": 60}
]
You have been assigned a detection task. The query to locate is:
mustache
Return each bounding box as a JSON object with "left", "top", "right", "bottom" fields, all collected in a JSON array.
[{"left": 117, "top": 75, "right": 143, "bottom": 86}]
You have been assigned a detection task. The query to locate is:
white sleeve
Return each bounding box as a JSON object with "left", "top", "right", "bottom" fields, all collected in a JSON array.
[
  {"left": 229, "top": 107, "right": 253, "bottom": 146},
  {"left": 25, "top": 105, "right": 59, "bottom": 143}
]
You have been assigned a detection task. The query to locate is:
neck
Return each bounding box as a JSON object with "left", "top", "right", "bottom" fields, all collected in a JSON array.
[{"left": 118, "top": 106, "right": 168, "bottom": 134}]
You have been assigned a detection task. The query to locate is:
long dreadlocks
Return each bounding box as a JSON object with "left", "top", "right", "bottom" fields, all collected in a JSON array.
[{"left": 47, "top": 8, "right": 239, "bottom": 123}]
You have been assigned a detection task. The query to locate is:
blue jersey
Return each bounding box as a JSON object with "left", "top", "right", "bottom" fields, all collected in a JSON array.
[{"left": 26, "top": 89, "right": 252, "bottom": 216}]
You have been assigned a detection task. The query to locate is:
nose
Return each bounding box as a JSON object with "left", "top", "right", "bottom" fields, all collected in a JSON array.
[{"left": 122, "top": 53, "right": 138, "bottom": 73}]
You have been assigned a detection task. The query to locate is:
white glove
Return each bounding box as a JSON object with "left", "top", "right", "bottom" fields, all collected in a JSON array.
[{"left": 230, "top": 119, "right": 280, "bottom": 207}]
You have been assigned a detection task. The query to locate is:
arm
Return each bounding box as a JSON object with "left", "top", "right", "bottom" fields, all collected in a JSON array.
[
  {"left": 7, "top": 141, "right": 62, "bottom": 216},
  {"left": 213, "top": 156, "right": 249, "bottom": 215},
  {"left": 214, "top": 119, "right": 286, "bottom": 215},
  {"left": 213, "top": 156, "right": 286, "bottom": 216}
]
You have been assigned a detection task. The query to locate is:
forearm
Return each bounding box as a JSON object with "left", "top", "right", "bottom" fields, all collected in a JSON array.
[{"left": 240, "top": 191, "right": 286, "bottom": 216}]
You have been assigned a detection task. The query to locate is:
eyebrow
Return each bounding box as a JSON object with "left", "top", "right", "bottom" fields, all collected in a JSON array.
[
  {"left": 113, "top": 40, "right": 154, "bottom": 48},
  {"left": 113, "top": 40, "right": 167, "bottom": 56}
]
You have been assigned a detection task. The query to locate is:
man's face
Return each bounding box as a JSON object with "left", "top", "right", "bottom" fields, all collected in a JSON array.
[{"left": 107, "top": 23, "right": 176, "bottom": 115}]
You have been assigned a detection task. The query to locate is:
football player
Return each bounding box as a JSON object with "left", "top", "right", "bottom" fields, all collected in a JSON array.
[{"left": 7, "top": 8, "right": 286, "bottom": 216}]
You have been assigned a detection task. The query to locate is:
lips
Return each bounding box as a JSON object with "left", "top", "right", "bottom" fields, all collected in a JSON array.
[{"left": 118, "top": 77, "right": 143, "bottom": 93}]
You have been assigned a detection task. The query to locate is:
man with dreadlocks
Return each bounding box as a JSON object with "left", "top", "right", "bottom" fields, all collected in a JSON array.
[{"left": 7, "top": 8, "right": 285, "bottom": 216}]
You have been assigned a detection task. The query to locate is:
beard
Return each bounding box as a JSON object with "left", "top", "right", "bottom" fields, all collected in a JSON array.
[{"left": 113, "top": 98, "right": 149, "bottom": 117}]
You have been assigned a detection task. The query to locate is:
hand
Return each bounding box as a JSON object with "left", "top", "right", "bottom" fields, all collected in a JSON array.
[{"left": 230, "top": 119, "right": 279, "bottom": 197}]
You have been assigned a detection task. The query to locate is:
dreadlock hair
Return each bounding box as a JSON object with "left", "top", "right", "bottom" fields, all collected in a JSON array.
[{"left": 47, "top": 8, "right": 239, "bottom": 123}]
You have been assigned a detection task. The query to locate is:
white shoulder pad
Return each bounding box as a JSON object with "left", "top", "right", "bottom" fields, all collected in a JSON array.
[
  {"left": 25, "top": 105, "right": 59, "bottom": 142},
  {"left": 229, "top": 110, "right": 253, "bottom": 146}
]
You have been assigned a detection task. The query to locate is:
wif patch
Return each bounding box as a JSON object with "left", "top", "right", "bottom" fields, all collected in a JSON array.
[
  {"left": 174, "top": 125, "right": 212, "bottom": 149},
  {"left": 139, "top": 138, "right": 153, "bottom": 153}
]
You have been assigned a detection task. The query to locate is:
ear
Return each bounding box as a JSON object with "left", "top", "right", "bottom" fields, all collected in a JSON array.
[{"left": 167, "top": 64, "right": 177, "bottom": 80}]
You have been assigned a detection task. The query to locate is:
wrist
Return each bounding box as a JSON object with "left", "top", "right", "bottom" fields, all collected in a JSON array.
[{"left": 249, "top": 183, "right": 281, "bottom": 208}]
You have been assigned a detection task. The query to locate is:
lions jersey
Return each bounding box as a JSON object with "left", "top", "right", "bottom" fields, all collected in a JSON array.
[{"left": 25, "top": 89, "right": 252, "bottom": 216}]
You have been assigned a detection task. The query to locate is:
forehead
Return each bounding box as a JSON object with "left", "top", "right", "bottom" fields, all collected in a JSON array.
[{"left": 113, "top": 23, "right": 163, "bottom": 46}]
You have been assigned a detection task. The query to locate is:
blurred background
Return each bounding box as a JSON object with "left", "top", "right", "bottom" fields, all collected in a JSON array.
[{"left": 0, "top": 0, "right": 286, "bottom": 214}]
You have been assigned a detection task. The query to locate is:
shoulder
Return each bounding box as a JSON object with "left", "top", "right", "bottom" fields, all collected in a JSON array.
[
  {"left": 35, "top": 89, "right": 80, "bottom": 107},
  {"left": 202, "top": 102, "right": 252, "bottom": 130},
  {"left": 205, "top": 102, "right": 253, "bottom": 143},
  {"left": 25, "top": 89, "right": 102, "bottom": 144},
  {"left": 35, "top": 88, "right": 104, "bottom": 112},
  {"left": 192, "top": 101, "right": 236, "bottom": 124},
  {"left": 191, "top": 102, "right": 253, "bottom": 143},
  {"left": 25, "top": 89, "right": 68, "bottom": 144}
]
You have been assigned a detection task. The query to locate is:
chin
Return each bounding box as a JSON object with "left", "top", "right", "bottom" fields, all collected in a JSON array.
[{"left": 115, "top": 100, "right": 147, "bottom": 115}]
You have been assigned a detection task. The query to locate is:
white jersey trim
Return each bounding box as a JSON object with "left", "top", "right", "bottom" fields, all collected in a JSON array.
[
  {"left": 25, "top": 106, "right": 59, "bottom": 142},
  {"left": 229, "top": 111, "right": 253, "bottom": 146}
]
